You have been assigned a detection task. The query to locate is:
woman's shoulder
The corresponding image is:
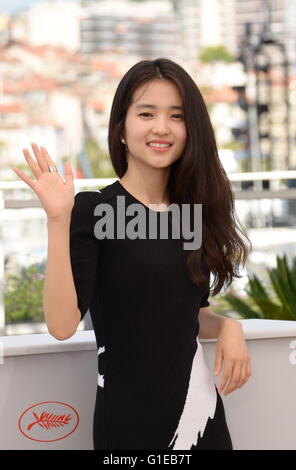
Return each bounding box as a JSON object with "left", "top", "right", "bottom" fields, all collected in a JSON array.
[
  {"left": 71, "top": 182, "right": 120, "bottom": 230},
  {"left": 74, "top": 180, "right": 119, "bottom": 206}
]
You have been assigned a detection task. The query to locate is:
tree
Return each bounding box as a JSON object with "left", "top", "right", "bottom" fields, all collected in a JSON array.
[
  {"left": 199, "top": 45, "right": 235, "bottom": 64},
  {"left": 4, "top": 262, "right": 46, "bottom": 323},
  {"left": 82, "top": 138, "right": 116, "bottom": 178}
]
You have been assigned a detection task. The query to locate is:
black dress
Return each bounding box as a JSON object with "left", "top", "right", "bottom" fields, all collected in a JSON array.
[{"left": 69, "top": 180, "right": 233, "bottom": 450}]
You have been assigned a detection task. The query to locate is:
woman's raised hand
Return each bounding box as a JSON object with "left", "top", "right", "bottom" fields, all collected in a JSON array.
[{"left": 12, "top": 143, "right": 75, "bottom": 221}]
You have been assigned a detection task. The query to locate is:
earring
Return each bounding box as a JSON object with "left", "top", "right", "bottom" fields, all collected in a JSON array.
[{"left": 120, "top": 138, "right": 128, "bottom": 162}]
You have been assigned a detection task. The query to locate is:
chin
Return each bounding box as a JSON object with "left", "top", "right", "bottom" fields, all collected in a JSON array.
[
  {"left": 135, "top": 153, "right": 178, "bottom": 169},
  {"left": 148, "top": 160, "right": 174, "bottom": 169}
]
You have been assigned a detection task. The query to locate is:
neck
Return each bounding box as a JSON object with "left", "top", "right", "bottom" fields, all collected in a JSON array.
[{"left": 119, "top": 161, "right": 171, "bottom": 206}]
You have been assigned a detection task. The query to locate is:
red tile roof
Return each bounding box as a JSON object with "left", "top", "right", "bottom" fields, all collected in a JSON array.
[
  {"left": 0, "top": 103, "right": 23, "bottom": 113},
  {"left": 86, "top": 98, "right": 105, "bottom": 112},
  {"left": 202, "top": 85, "right": 238, "bottom": 104},
  {"left": 90, "top": 59, "right": 122, "bottom": 78},
  {"left": 3, "top": 75, "right": 58, "bottom": 93}
]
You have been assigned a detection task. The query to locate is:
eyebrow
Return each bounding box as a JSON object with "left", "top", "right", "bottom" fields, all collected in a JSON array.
[{"left": 135, "top": 104, "right": 183, "bottom": 111}]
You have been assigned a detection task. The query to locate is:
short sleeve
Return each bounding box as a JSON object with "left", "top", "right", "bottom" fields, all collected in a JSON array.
[{"left": 69, "top": 191, "right": 100, "bottom": 321}]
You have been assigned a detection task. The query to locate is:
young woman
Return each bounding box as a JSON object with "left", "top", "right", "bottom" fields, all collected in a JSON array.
[{"left": 13, "top": 58, "right": 252, "bottom": 450}]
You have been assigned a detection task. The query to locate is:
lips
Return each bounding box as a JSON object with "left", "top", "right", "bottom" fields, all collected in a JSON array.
[
  {"left": 147, "top": 143, "right": 172, "bottom": 152},
  {"left": 147, "top": 140, "right": 173, "bottom": 145}
]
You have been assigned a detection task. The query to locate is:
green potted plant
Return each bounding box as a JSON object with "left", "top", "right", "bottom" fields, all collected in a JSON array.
[
  {"left": 4, "top": 261, "right": 45, "bottom": 324},
  {"left": 219, "top": 253, "right": 296, "bottom": 321}
]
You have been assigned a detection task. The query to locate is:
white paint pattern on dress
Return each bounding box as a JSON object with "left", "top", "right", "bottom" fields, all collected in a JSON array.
[
  {"left": 169, "top": 337, "right": 217, "bottom": 449},
  {"left": 97, "top": 345, "right": 105, "bottom": 388}
]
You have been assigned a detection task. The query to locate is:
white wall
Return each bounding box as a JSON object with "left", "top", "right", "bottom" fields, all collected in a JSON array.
[{"left": 1, "top": 319, "right": 296, "bottom": 449}]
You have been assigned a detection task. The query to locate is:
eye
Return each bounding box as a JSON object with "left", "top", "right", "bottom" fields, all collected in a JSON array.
[{"left": 138, "top": 113, "right": 184, "bottom": 119}]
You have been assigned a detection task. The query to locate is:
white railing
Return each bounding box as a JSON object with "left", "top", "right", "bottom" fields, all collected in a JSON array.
[{"left": 0, "top": 171, "right": 296, "bottom": 336}]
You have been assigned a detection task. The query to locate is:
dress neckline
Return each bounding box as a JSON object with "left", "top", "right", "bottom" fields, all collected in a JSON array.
[{"left": 115, "top": 180, "right": 170, "bottom": 214}]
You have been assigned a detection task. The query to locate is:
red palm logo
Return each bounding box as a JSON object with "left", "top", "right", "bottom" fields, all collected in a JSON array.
[
  {"left": 27, "top": 411, "right": 72, "bottom": 431},
  {"left": 19, "top": 402, "right": 79, "bottom": 442}
]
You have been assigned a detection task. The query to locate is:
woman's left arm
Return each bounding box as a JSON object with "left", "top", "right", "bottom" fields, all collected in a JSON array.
[{"left": 198, "top": 306, "right": 252, "bottom": 396}]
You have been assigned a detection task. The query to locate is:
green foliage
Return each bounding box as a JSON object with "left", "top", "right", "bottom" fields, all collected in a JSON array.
[
  {"left": 262, "top": 156, "right": 272, "bottom": 172},
  {"left": 199, "top": 85, "right": 214, "bottom": 95},
  {"left": 199, "top": 45, "right": 235, "bottom": 64},
  {"left": 221, "top": 254, "right": 296, "bottom": 320},
  {"left": 83, "top": 138, "right": 116, "bottom": 178},
  {"left": 13, "top": 162, "right": 30, "bottom": 172},
  {"left": 220, "top": 141, "right": 245, "bottom": 151},
  {"left": 4, "top": 261, "right": 46, "bottom": 323},
  {"left": 240, "top": 157, "right": 252, "bottom": 172}
]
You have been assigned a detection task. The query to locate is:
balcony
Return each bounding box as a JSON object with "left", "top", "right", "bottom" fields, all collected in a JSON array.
[
  {"left": 1, "top": 319, "right": 296, "bottom": 449},
  {"left": 1, "top": 173, "right": 296, "bottom": 449}
]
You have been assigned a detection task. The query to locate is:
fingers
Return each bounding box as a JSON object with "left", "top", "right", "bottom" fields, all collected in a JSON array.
[
  {"left": 20, "top": 143, "right": 52, "bottom": 178},
  {"left": 22, "top": 148, "right": 42, "bottom": 179},
  {"left": 63, "top": 160, "right": 74, "bottom": 185},
  {"left": 12, "top": 166, "right": 36, "bottom": 191},
  {"left": 218, "top": 359, "right": 252, "bottom": 396},
  {"left": 214, "top": 350, "right": 223, "bottom": 377},
  {"left": 222, "top": 361, "right": 243, "bottom": 396},
  {"left": 217, "top": 360, "right": 234, "bottom": 395},
  {"left": 39, "top": 145, "right": 57, "bottom": 171},
  {"left": 39, "top": 145, "right": 74, "bottom": 185},
  {"left": 31, "top": 142, "right": 49, "bottom": 173},
  {"left": 13, "top": 142, "right": 74, "bottom": 187}
]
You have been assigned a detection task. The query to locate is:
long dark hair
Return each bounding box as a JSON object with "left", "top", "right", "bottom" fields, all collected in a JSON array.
[{"left": 108, "top": 57, "right": 252, "bottom": 297}]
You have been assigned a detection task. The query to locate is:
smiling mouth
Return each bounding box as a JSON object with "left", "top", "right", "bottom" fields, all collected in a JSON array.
[{"left": 146, "top": 143, "right": 173, "bottom": 151}]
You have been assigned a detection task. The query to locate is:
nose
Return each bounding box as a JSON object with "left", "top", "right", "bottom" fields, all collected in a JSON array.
[{"left": 152, "top": 117, "right": 170, "bottom": 135}]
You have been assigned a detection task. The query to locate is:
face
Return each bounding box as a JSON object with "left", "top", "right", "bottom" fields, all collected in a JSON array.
[{"left": 122, "top": 79, "right": 187, "bottom": 169}]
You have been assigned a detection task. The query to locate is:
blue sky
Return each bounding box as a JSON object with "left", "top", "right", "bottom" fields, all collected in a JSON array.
[{"left": 1, "top": 0, "right": 81, "bottom": 14}]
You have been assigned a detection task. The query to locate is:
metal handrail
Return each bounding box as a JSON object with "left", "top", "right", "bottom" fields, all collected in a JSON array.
[
  {"left": 1, "top": 172, "right": 296, "bottom": 207},
  {"left": 1, "top": 171, "right": 296, "bottom": 190}
]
